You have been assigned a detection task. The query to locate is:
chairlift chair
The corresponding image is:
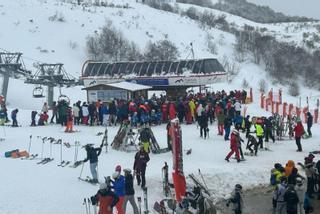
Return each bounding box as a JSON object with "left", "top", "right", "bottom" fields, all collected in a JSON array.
[
  {"left": 33, "top": 86, "right": 45, "bottom": 98},
  {"left": 58, "top": 94, "right": 70, "bottom": 104}
]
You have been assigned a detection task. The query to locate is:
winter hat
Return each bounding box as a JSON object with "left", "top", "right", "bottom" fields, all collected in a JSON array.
[
  {"left": 112, "top": 171, "right": 120, "bottom": 179},
  {"left": 235, "top": 184, "right": 242, "bottom": 191},
  {"left": 115, "top": 165, "right": 122, "bottom": 172},
  {"left": 99, "top": 182, "right": 108, "bottom": 190}
]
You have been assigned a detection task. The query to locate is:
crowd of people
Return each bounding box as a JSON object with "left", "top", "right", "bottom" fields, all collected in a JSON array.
[{"left": 270, "top": 155, "right": 320, "bottom": 214}]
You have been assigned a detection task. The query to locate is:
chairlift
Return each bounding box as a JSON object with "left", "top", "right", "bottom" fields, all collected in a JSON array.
[
  {"left": 58, "top": 94, "right": 70, "bottom": 104},
  {"left": 33, "top": 86, "right": 45, "bottom": 98}
]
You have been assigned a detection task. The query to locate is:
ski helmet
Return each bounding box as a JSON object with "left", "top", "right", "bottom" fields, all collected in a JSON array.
[
  {"left": 99, "top": 182, "right": 108, "bottom": 190},
  {"left": 235, "top": 184, "right": 242, "bottom": 191}
]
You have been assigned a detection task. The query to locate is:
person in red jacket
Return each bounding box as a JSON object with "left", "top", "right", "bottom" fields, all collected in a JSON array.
[
  {"left": 294, "top": 120, "right": 305, "bottom": 152},
  {"left": 169, "top": 102, "right": 176, "bottom": 120},
  {"left": 225, "top": 129, "right": 241, "bottom": 163},
  {"left": 161, "top": 102, "right": 168, "bottom": 123},
  {"left": 91, "top": 182, "right": 119, "bottom": 214}
]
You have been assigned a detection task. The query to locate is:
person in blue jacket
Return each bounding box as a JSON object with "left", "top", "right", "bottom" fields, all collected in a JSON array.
[{"left": 112, "top": 165, "right": 126, "bottom": 214}]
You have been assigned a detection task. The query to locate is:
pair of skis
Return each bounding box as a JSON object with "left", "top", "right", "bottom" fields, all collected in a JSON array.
[
  {"left": 137, "top": 187, "right": 149, "bottom": 214},
  {"left": 57, "top": 160, "right": 70, "bottom": 167},
  {"left": 78, "top": 176, "right": 99, "bottom": 185},
  {"left": 21, "top": 154, "right": 38, "bottom": 160},
  {"left": 36, "top": 158, "right": 54, "bottom": 164},
  {"left": 83, "top": 198, "right": 97, "bottom": 214}
]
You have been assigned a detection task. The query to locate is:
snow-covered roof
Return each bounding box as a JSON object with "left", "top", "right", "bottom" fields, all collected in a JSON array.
[{"left": 107, "top": 81, "right": 152, "bottom": 91}]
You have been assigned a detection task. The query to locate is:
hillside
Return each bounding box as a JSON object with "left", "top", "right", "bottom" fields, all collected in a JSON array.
[{"left": 0, "top": 0, "right": 319, "bottom": 110}]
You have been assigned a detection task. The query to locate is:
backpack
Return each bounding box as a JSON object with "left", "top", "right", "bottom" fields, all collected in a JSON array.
[{"left": 270, "top": 173, "right": 277, "bottom": 185}]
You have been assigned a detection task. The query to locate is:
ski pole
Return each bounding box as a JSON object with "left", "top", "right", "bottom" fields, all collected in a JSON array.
[
  {"left": 50, "top": 140, "right": 53, "bottom": 159},
  {"left": 87, "top": 198, "right": 91, "bottom": 214},
  {"left": 41, "top": 138, "right": 45, "bottom": 159},
  {"left": 28, "top": 135, "right": 32, "bottom": 155},
  {"left": 79, "top": 161, "right": 85, "bottom": 179},
  {"left": 83, "top": 198, "right": 88, "bottom": 214},
  {"left": 60, "top": 139, "right": 63, "bottom": 164}
]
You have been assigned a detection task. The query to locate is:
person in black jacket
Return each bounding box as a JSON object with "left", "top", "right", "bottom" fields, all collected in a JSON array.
[
  {"left": 244, "top": 115, "right": 251, "bottom": 138},
  {"left": 199, "top": 111, "right": 209, "bottom": 139},
  {"left": 88, "top": 102, "right": 96, "bottom": 126},
  {"left": 264, "top": 117, "right": 275, "bottom": 143},
  {"left": 123, "top": 169, "right": 139, "bottom": 214},
  {"left": 284, "top": 184, "right": 299, "bottom": 214},
  {"left": 307, "top": 112, "right": 313, "bottom": 137},
  {"left": 246, "top": 134, "right": 258, "bottom": 156},
  {"left": 133, "top": 146, "right": 150, "bottom": 188},
  {"left": 226, "top": 184, "right": 243, "bottom": 214},
  {"left": 83, "top": 144, "right": 102, "bottom": 183}
]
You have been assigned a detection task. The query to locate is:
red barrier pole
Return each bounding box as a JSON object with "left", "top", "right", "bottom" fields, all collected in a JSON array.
[
  {"left": 279, "top": 89, "right": 282, "bottom": 104},
  {"left": 266, "top": 99, "right": 269, "bottom": 111},
  {"left": 315, "top": 109, "right": 318, "bottom": 123},
  {"left": 271, "top": 101, "right": 275, "bottom": 114},
  {"left": 276, "top": 102, "right": 280, "bottom": 115},
  {"left": 296, "top": 107, "right": 301, "bottom": 118},
  {"left": 261, "top": 94, "right": 265, "bottom": 109},
  {"left": 283, "top": 102, "right": 287, "bottom": 117},
  {"left": 303, "top": 107, "right": 308, "bottom": 123},
  {"left": 289, "top": 104, "right": 294, "bottom": 117}
]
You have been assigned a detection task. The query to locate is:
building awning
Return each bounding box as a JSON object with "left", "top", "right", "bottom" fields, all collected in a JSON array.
[{"left": 82, "top": 81, "right": 152, "bottom": 92}]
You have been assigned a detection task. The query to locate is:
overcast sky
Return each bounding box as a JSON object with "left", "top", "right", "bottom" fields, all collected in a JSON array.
[{"left": 246, "top": 0, "right": 320, "bottom": 20}]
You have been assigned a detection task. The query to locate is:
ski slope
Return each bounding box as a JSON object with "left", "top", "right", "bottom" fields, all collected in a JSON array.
[{"left": 0, "top": 102, "right": 319, "bottom": 214}]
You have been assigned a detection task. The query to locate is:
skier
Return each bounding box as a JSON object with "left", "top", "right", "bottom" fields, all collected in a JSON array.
[
  {"left": 72, "top": 103, "right": 80, "bottom": 125},
  {"left": 274, "top": 176, "right": 287, "bottom": 214},
  {"left": 217, "top": 109, "right": 225, "bottom": 135},
  {"left": 123, "top": 168, "right": 139, "bottom": 214},
  {"left": 82, "top": 102, "right": 89, "bottom": 125},
  {"left": 264, "top": 117, "right": 275, "bottom": 143},
  {"left": 303, "top": 154, "right": 316, "bottom": 198},
  {"left": 42, "top": 102, "right": 49, "bottom": 113},
  {"left": 225, "top": 129, "right": 240, "bottom": 163},
  {"left": 293, "top": 120, "right": 304, "bottom": 152},
  {"left": 246, "top": 134, "right": 258, "bottom": 156},
  {"left": 226, "top": 184, "right": 243, "bottom": 214},
  {"left": 139, "top": 127, "right": 151, "bottom": 153},
  {"left": 224, "top": 116, "right": 232, "bottom": 141},
  {"left": 91, "top": 182, "right": 119, "bottom": 214},
  {"left": 133, "top": 145, "right": 150, "bottom": 188},
  {"left": 82, "top": 144, "right": 103, "bottom": 183},
  {"left": 50, "top": 101, "right": 58, "bottom": 124},
  {"left": 199, "top": 111, "right": 209, "bottom": 139},
  {"left": 31, "top": 111, "right": 37, "bottom": 126},
  {"left": 284, "top": 184, "right": 299, "bottom": 214},
  {"left": 111, "top": 166, "right": 125, "bottom": 214},
  {"left": 65, "top": 107, "right": 74, "bottom": 133},
  {"left": 255, "top": 121, "right": 264, "bottom": 149},
  {"left": 11, "top": 108, "right": 19, "bottom": 127},
  {"left": 306, "top": 112, "right": 313, "bottom": 137},
  {"left": 244, "top": 115, "right": 251, "bottom": 138}
]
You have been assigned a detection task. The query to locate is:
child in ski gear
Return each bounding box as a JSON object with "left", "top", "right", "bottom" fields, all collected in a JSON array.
[
  {"left": 274, "top": 176, "right": 287, "bottom": 214},
  {"left": 38, "top": 112, "right": 48, "bottom": 126},
  {"left": 83, "top": 144, "right": 102, "bottom": 183},
  {"left": 123, "top": 168, "right": 139, "bottom": 214},
  {"left": 306, "top": 112, "right": 313, "bottom": 137},
  {"left": 91, "top": 182, "right": 119, "bottom": 214},
  {"left": 133, "top": 145, "right": 150, "bottom": 188},
  {"left": 294, "top": 121, "right": 304, "bottom": 152},
  {"left": 284, "top": 184, "right": 299, "bottom": 214},
  {"left": 303, "top": 155, "right": 316, "bottom": 198},
  {"left": 244, "top": 115, "right": 251, "bottom": 138},
  {"left": 111, "top": 167, "right": 125, "bottom": 214},
  {"left": 246, "top": 134, "right": 258, "bottom": 155},
  {"left": 225, "top": 129, "right": 240, "bottom": 163},
  {"left": 65, "top": 107, "right": 74, "bottom": 132},
  {"left": 226, "top": 184, "right": 243, "bottom": 214},
  {"left": 11, "top": 109, "right": 19, "bottom": 127}
]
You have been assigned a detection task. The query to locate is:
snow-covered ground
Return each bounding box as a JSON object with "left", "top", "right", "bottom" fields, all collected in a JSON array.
[{"left": 1, "top": 101, "right": 320, "bottom": 214}]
